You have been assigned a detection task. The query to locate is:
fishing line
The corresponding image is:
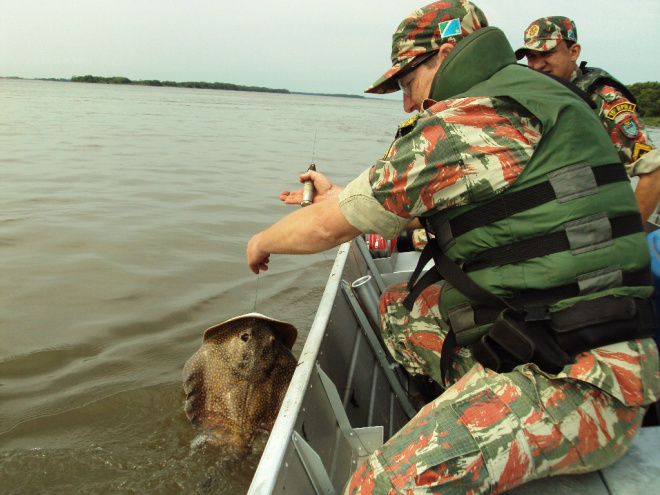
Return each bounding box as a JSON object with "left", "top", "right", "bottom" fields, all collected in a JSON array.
[
  {"left": 253, "top": 272, "right": 260, "bottom": 312},
  {"left": 311, "top": 130, "right": 317, "bottom": 162}
]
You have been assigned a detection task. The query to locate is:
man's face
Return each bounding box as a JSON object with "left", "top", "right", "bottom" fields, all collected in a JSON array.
[
  {"left": 397, "top": 50, "right": 446, "bottom": 113},
  {"left": 524, "top": 41, "right": 581, "bottom": 80}
]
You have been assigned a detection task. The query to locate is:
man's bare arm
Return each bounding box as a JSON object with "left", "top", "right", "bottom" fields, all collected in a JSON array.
[
  {"left": 635, "top": 166, "right": 660, "bottom": 224},
  {"left": 247, "top": 197, "right": 361, "bottom": 273}
]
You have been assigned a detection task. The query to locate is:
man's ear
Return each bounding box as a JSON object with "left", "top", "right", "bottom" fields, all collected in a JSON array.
[
  {"left": 428, "top": 42, "right": 455, "bottom": 69},
  {"left": 439, "top": 42, "right": 456, "bottom": 58},
  {"left": 569, "top": 43, "right": 581, "bottom": 63}
]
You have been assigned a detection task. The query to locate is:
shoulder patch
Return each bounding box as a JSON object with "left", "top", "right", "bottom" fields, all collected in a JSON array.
[
  {"left": 618, "top": 116, "right": 640, "bottom": 139},
  {"left": 606, "top": 101, "right": 636, "bottom": 120},
  {"left": 632, "top": 143, "right": 652, "bottom": 161}
]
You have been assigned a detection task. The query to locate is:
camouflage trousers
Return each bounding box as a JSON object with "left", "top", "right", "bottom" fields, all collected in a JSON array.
[{"left": 343, "top": 282, "right": 649, "bottom": 495}]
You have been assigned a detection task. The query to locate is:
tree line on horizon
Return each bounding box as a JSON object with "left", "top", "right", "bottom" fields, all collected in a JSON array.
[
  {"left": 67, "top": 75, "right": 659, "bottom": 120},
  {"left": 70, "top": 75, "right": 290, "bottom": 94},
  {"left": 628, "top": 82, "right": 660, "bottom": 120}
]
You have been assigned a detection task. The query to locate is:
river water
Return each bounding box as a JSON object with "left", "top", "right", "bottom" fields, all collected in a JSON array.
[
  {"left": 0, "top": 78, "right": 403, "bottom": 494},
  {"left": 1, "top": 79, "right": 659, "bottom": 495}
]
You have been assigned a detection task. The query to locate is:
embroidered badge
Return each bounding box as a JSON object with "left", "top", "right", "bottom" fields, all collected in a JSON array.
[
  {"left": 397, "top": 114, "right": 419, "bottom": 130},
  {"left": 394, "top": 114, "right": 420, "bottom": 139},
  {"left": 386, "top": 115, "right": 420, "bottom": 159},
  {"left": 440, "top": 18, "right": 462, "bottom": 38},
  {"left": 618, "top": 116, "right": 640, "bottom": 139},
  {"left": 567, "top": 29, "right": 576, "bottom": 41},
  {"left": 606, "top": 102, "right": 636, "bottom": 120},
  {"left": 527, "top": 24, "right": 540, "bottom": 38},
  {"left": 632, "top": 143, "right": 652, "bottom": 161}
]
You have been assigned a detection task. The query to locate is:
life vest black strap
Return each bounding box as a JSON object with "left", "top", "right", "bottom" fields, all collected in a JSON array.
[
  {"left": 464, "top": 212, "right": 644, "bottom": 273},
  {"left": 406, "top": 240, "right": 433, "bottom": 293},
  {"left": 471, "top": 268, "right": 654, "bottom": 326},
  {"left": 403, "top": 222, "right": 515, "bottom": 313},
  {"left": 436, "top": 162, "right": 627, "bottom": 242}
]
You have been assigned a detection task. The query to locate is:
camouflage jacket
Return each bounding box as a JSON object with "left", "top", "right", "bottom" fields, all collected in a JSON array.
[
  {"left": 339, "top": 27, "right": 660, "bottom": 410},
  {"left": 572, "top": 66, "right": 660, "bottom": 176},
  {"left": 338, "top": 96, "right": 541, "bottom": 239}
]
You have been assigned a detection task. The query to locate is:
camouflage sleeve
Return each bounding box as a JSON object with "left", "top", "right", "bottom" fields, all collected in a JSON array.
[
  {"left": 339, "top": 96, "right": 542, "bottom": 238},
  {"left": 339, "top": 168, "right": 412, "bottom": 238},
  {"left": 592, "top": 84, "right": 660, "bottom": 176}
]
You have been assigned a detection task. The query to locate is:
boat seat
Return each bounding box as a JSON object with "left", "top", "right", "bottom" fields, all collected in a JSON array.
[{"left": 506, "top": 426, "right": 660, "bottom": 494}]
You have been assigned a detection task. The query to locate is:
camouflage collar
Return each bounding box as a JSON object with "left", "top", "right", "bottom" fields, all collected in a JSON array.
[
  {"left": 570, "top": 67, "right": 582, "bottom": 83},
  {"left": 429, "top": 26, "right": 516, "bottom": 102}
]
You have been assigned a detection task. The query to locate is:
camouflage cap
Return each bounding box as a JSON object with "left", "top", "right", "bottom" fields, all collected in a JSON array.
[
  {"left": 515, "top": 16, "right": 578, "bottom": 60},
  {"left": 365, "top": 1, "right": 488, "bottom": 94}
]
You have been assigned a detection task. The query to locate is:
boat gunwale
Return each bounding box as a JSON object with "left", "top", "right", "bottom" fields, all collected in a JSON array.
[{"left": 247, "top": 242, "right": 352, "bottom": 495}]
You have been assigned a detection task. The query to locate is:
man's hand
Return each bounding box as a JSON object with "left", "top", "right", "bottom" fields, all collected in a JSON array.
[
  {"left": 247, "top": 233, "right": 270, "bottom": 274},
  {"left": 280, "top": 170, "right": 344, "bottom": 205},
  {"left": 246, "top": 197, "right": 361, "bottom": 274}
]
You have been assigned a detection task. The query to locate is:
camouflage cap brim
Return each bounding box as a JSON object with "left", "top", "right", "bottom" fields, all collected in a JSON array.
[
  {"left": 365, "top": 55, "right": 419, "bottom": 95},
  {"left": 514, "top": 38, "right": 561, "bottom": 60}
]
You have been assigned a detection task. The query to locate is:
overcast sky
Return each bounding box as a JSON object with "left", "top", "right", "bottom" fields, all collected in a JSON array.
[{"left": 1, "top": 0, "right": 659, "bottom": 96}]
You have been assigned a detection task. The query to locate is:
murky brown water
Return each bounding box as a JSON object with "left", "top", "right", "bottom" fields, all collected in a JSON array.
[
  {"left": 2, "top": 78, "right": 658, "bottom": 495},
  {"left": 0, "top": 78, "right": 403, "bottom": 494}
]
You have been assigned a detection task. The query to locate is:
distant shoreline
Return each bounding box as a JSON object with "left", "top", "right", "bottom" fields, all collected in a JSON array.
[{"left": 0, "top": 75, "right": 366, "bottom": 99}]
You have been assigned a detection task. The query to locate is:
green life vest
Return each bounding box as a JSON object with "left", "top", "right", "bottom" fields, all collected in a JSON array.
[
  {"left": 573, "top": 63, "right": 637, "bottom": 104},
  {"left": 417, "top": 28, "right": 652, "bottom": 346}
]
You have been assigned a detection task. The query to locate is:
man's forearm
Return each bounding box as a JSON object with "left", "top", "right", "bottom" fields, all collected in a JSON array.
[
  {"left": 635, "top": 166, "right": 660, "bottom": 224},
  {"left": 247, "top": 198, "right": 361, "bottom": 273}
]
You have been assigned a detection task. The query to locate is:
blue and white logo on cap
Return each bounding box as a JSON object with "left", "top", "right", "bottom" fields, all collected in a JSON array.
[{"left": 439, "top": 19, "right": 462, "bottom": 38}]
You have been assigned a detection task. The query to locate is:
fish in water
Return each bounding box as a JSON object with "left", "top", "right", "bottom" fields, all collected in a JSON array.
[{"left": 183, "top": 313, "right": 298, "bottom": 452}]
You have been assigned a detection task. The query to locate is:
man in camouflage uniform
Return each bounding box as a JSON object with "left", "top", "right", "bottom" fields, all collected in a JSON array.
[
  {"left": 515, "top": 16, "right": 660, "bottom": 223},
  {"left": 248, "top": 2, "right": 660, "bottom": 494}
]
